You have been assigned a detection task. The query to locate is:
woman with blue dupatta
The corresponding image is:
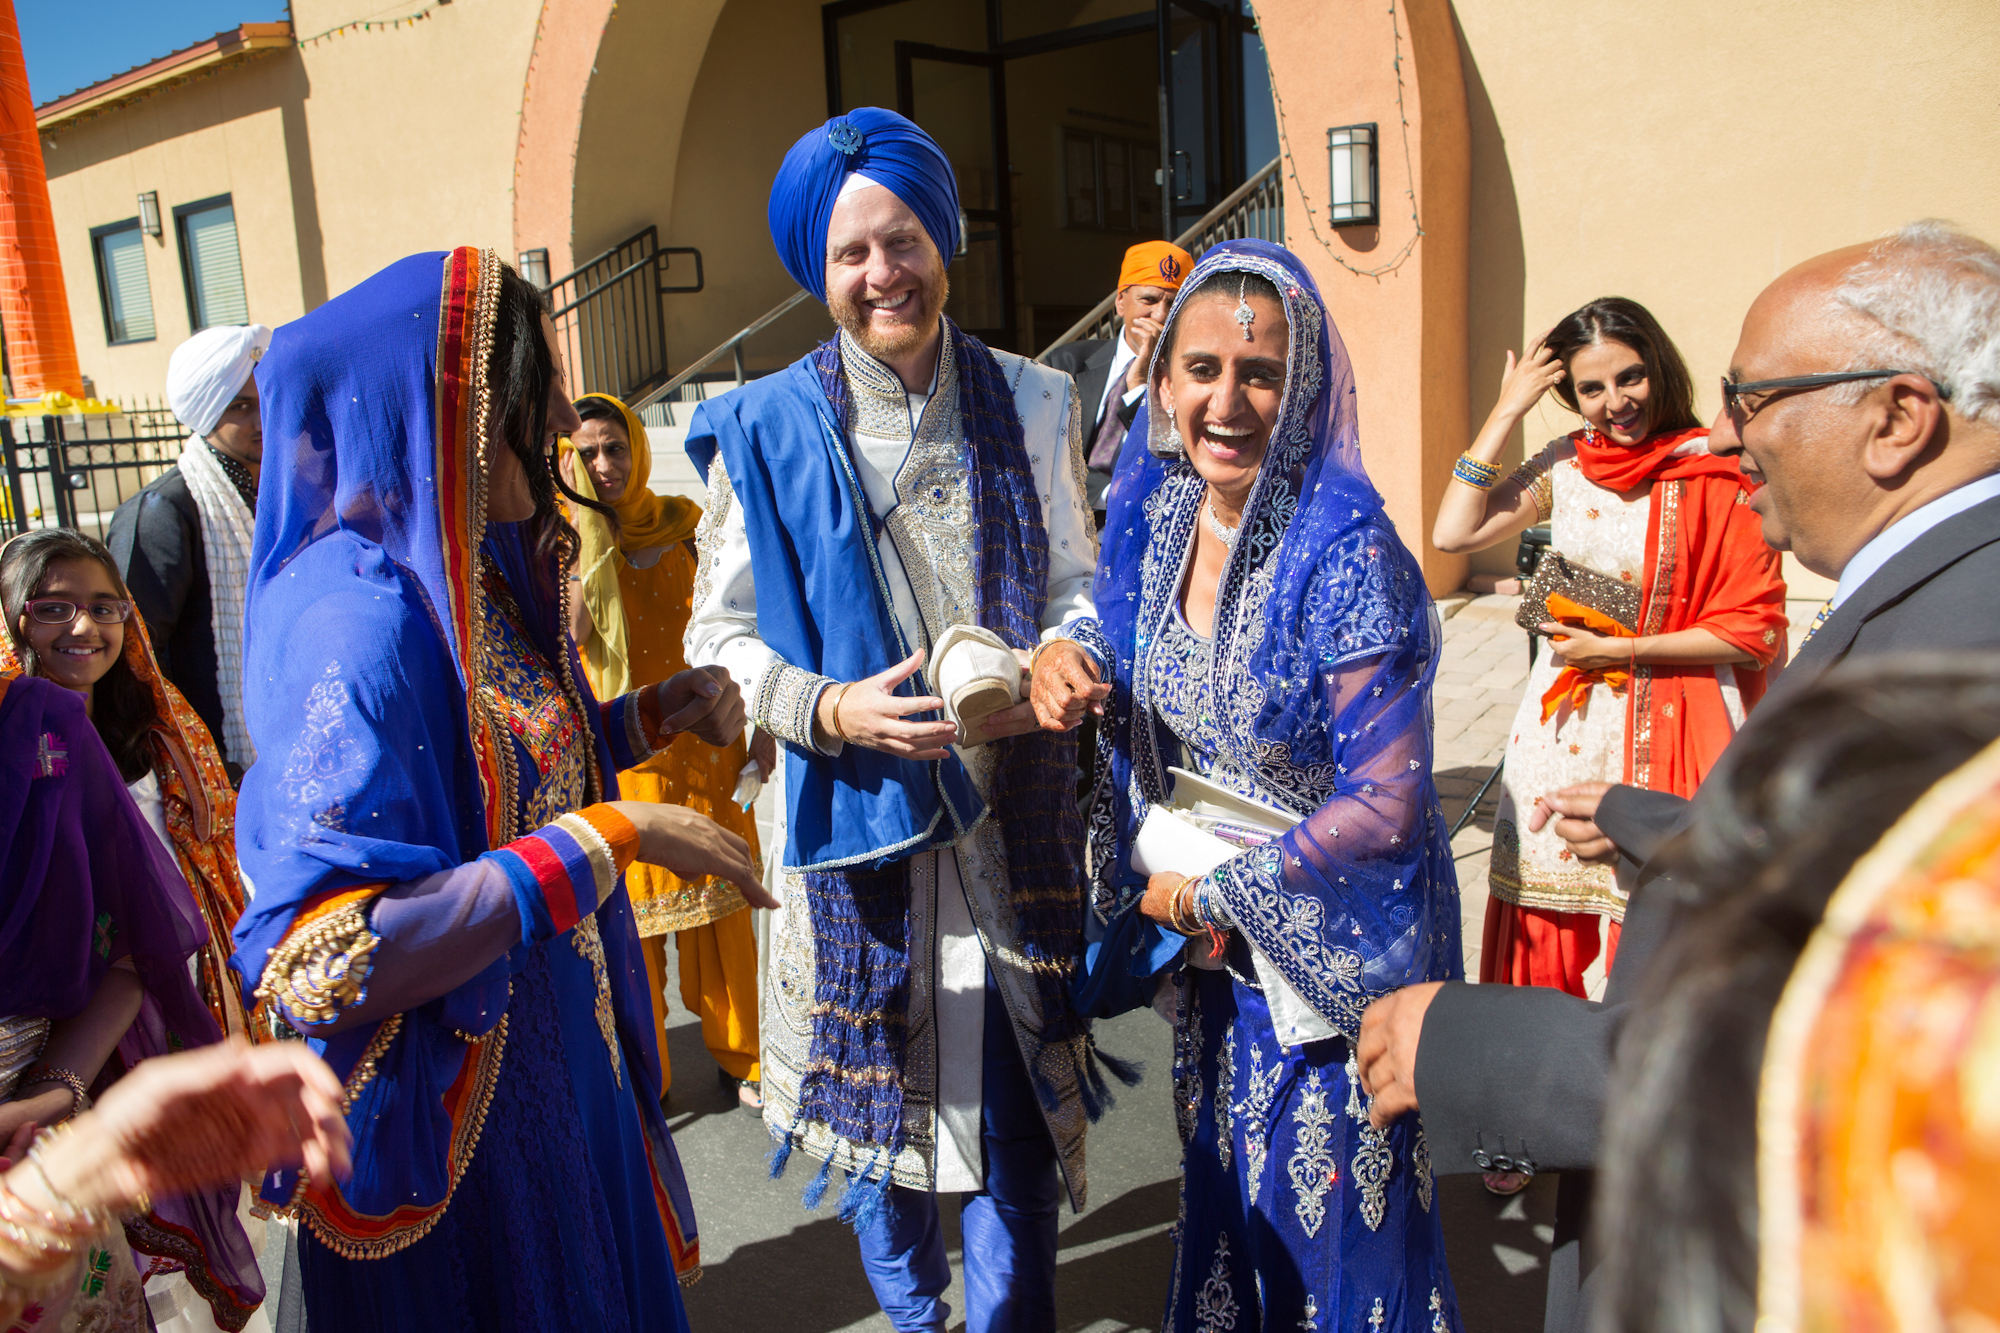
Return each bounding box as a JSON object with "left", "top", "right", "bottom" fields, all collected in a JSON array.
[
  {"left": 1031, "top": 241, "right": 1465, "bottom": 1333},
  {"left": 230, "top": 247, "right": 769, "bottom": 1331}
]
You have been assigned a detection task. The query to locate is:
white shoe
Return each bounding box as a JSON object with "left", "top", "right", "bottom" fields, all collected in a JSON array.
[{"left": 931, "top": 624, "right": 1023, "bottom": 746}]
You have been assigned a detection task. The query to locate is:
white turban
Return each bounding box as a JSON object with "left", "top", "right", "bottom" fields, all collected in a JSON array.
[{"left": 166, "top": 323, "right": 272, "bottom": 438}]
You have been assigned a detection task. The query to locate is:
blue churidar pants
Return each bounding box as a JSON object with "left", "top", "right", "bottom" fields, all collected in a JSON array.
[{"left": 852, "top": 971, "right": 1061, "bottom": 1332}]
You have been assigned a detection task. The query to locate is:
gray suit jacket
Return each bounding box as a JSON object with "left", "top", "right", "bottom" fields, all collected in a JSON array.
[{"left": 1414, "top": 490, "right": 2000, "bottom": 1333}]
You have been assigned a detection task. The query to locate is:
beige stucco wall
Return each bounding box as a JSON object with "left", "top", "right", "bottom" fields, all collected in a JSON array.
[
  {"left": 41, "top": 51, "right": 310, "bottom": 403},
  {"left": 644, "top": 0, "right": 840, "bottom": 377},
  {"left": 41, "top": 0, "right": 548, "bottom": 403},
  {"left": 1454, "top": 0, "right": 2000, "bottom": 578},
  {"left": 1256, "top": 0, "right": 1472, "bottom": 595},
  {"left": 566, "top": 0, "right": 728, "bottom": 273},
  {"left": 286, "top": 0, "right": 542, "bottom": 298}
]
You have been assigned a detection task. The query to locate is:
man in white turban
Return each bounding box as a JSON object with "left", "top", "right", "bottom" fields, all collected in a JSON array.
[{"left": 107, "top": 323, "right": 270, "bottom": 781}]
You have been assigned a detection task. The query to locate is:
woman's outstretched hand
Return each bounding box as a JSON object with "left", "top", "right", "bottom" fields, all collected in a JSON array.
[
  {"left": 611, "top": 801, "right": 775, "bottom": 908},
  {"left": 1029, "top": 641, "right": 1110, "bottom": 731},
  {"left": 654, "top": 666, "right": 745, "bottom": 747},
  {"left": 9, "top": 1041, "right": 354, "bottom": 1214},
  {"left": 816, "top": 650, "right": 958, "bottom": 760}
]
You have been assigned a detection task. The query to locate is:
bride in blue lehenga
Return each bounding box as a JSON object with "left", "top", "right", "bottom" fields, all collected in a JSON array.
[
  {"left": 1033, "top": 240, "right": 1465, "bottom": 1332},
  {"left": 230, "top": 248, "right": 767, "bottom": 1331}
]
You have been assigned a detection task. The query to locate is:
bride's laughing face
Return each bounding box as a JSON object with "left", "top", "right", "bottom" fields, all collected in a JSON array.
[{"left": 1157, "top": 288, "right": 1289, "bottom": 509}]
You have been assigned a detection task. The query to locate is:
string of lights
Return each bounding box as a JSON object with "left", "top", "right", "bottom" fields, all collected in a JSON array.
[
  {"left": 1262, "top": 0, "right": 1424, "bottom": 281},
  {"left": 297, "top": 0, "right": 455, "bottom": 50}
]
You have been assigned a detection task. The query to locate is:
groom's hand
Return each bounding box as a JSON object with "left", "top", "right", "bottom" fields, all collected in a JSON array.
[{"left": 817, "top": 650, "right": 958, "bottom": 760}]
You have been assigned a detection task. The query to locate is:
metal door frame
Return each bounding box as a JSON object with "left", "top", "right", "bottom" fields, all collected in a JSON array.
[
  {"left": 892, "top": 40, "right": 1017, "bottom": 350},
  {"left": 821, "top": 0, "right": 1261, "bottom": 256}
]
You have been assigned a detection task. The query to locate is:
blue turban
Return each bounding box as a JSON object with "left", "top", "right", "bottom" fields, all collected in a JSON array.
[{"left": 767, "top": 108, "right": 960, "bottom": 302}]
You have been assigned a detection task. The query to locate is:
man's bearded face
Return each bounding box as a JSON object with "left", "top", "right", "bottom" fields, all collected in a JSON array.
[{"left": 825, "top": 184, "right": 951, "bottom": 366}]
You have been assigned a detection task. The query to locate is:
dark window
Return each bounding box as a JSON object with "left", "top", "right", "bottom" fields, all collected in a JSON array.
[
  {"left": 174, "top": 194, "right": 249, "bottom": 330},
  {"left": 90, "top": 218, "right": 156, "bottom": 344}
]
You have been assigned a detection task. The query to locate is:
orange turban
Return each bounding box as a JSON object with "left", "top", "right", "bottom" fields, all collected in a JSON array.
[{"left": 1117, "top": 241, "right": 1194, "bottom": 293}]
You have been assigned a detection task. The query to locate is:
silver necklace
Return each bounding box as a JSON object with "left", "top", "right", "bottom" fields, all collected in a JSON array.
[{"left": 1203, "top": 497, "right": 1240, "bottom": 549}]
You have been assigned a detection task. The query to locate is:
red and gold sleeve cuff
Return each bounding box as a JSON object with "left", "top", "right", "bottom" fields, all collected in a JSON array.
[{"left": 482, "top": 804, "right": 641, "bottom": 941}]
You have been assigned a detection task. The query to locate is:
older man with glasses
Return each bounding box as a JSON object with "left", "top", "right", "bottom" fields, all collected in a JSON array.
[{"left": 1354, "top": 219, "right": 2000, "bottom": 1333}]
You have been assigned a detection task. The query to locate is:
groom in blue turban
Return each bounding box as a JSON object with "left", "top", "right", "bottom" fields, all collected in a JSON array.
[{"left": 684, "top": 108, "right": 1119, "bottom": 1332}]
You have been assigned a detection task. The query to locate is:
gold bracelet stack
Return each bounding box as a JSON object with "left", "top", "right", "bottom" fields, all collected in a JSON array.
[
  {"left": 827, "top": 682, "right": 856, "bottom": 744},
  {"left": 1452, "top": 453, "right": 1503, "bottom": 490},
  {"left": 1166, "top": 876, "right": 1206, "bottom": 937},
  {"left": 0, "top": 1127, "right": 110, "bottom": 1281}
]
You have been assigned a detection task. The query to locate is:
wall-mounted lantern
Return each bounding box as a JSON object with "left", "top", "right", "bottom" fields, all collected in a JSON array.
[
  {"left": 1325, "top": 124, "right": 1378, "bottom": 227},
  {"left": 517, "top": 248, "right": 551, "bottom": 288},
  {"left": 138, "top": 190, "right": 161, "bottom": 238}
]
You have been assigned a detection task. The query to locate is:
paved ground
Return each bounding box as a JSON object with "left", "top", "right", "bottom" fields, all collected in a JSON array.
[{"left": 658, "top": 588, "right": 1827, "bottom": 1332}]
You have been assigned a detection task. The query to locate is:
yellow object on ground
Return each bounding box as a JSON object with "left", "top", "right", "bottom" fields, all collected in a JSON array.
[{"left": 639, "top": 909, "right": 761, "bottom": 1094}]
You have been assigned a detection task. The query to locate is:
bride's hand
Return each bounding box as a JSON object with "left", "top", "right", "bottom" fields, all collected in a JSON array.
[
  {"left": 1141, "top": 872, "right": 1191, "bottom": 931},
  {"left": 1029, "top": 641, "right": 1110, "bottom": 731}
]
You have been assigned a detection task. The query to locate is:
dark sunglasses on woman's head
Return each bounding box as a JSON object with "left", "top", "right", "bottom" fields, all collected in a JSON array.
[
  {"left": 24, "top": 597, "right": 132, "bottom": 626},
  {"left": 1721, "top": 369, "right": 1951, "bottom": 420}
]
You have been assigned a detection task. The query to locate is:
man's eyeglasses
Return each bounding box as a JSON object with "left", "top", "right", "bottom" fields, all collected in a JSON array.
[
  {"left": 24, "top": 597, "right": 132, "bottom": 626},
  {"left": 1721, "top": 370, "right": 1951, "bottom": 420}
]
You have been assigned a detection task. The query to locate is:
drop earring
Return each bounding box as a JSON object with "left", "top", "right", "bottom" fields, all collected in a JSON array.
[{"left": 1163, "top": 399, "right": 1185, "bottom": 455}]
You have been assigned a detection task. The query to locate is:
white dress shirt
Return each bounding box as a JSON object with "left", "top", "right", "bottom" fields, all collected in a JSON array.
[{"left": 1832, "top": 471, "right": 2000, "bottom": 609}]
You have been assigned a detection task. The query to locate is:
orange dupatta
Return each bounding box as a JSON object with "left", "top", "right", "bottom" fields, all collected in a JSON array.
[{"left": 1616, "top": 432, "right": 1789, "bottom": 795}]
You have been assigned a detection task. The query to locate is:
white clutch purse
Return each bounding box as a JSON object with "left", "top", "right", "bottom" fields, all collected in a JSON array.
[{"left": 1132, "top": 768, "right": 1337, "bottom": 1049}]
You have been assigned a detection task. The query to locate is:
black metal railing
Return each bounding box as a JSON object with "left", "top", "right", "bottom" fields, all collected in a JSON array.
[
  {"left": 1035, "top": 156, "right": 1283, "bottom": 360},
  {"left": 546, "top": 227, "right": 704, "bottom": 405},
  {"left": 0, "top": 403, "right": 189, "bottom": 544},
  {"left": 627, "top": 289, "right": 815, "bottom": 425}
]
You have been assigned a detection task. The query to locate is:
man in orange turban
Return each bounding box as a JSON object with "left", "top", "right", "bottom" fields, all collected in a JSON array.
[{"left": 1043, "top": 239, "right": 1193, "bottom": 513}]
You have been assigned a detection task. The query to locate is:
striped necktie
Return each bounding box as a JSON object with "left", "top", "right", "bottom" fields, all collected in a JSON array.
[{"left": 1798, "top": 598, "right": 1835, "bottom": 649}]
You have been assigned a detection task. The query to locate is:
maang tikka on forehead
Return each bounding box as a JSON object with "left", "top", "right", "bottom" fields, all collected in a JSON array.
[{"left": 1233, "top": 276, "right": 1256, "bottom": 341}]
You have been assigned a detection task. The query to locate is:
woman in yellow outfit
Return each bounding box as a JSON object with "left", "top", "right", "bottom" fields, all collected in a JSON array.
[{"left": 560, "top": 391, "right": 768, "bottom": 1109}]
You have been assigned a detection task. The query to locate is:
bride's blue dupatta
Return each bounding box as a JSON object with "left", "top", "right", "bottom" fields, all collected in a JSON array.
[{"left": 1074, "top": 240, "right": 1463, "bottom": 1031}]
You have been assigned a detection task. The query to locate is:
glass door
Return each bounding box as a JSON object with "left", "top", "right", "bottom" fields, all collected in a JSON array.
[
  {"left": 896, "top": 43, "right": 1017, "bottom": 350},
  {"left": 1161, "top": 2, "right": 1225, "bottom": 235}
]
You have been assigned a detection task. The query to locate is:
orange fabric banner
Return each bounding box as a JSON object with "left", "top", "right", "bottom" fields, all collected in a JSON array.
[{"left": 0, "top": 0, "right": 83, "bottom": 397}]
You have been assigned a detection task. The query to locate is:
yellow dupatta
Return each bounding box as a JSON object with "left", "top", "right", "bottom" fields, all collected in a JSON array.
[{"left": 559, "top": 392, "right": 700, "bottom": 699}]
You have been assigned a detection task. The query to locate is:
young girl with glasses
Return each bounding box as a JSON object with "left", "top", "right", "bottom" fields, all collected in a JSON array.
[{"left": 0, "top": 532, "right": 266, "bottom": 1328}]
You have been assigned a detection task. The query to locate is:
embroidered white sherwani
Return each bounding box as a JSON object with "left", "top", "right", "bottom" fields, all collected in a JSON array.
[{"left": 685, "top": 330, "right": 1097, "bottom": 1198}]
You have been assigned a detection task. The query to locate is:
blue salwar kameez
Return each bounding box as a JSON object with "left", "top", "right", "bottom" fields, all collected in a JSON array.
[
  {"left": 233, "top": 247, "right": 700, "bottom": 1332},
  {"left": 1066, "top": 241, "right": 1465, "bottom": 1333}
]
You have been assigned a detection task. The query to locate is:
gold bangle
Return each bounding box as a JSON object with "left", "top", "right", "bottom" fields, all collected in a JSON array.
[
  {"left": 1169, "top": 876, "right": 1203, "bottom": 937},
  {"left": 1452, "top": 452, "right": 1504, "bottom": 490},
  {"left": 828, "top": 682, "right": 855, "bottom": 744}
]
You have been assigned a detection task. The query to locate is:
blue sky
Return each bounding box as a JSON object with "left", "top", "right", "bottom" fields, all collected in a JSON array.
[{"left": 18, "top": 1, "right": 293, "bottom": 105}]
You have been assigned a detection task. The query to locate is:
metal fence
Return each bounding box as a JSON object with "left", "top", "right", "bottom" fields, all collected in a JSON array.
[
  {"left": 1036, "top": 156, "right": 1284, "bottom": 359},
  {"left": 546, "top": 227, "right": 704, "bottom": 405},
  {"left": 0, "top": 403, "right": 190, "bottom": 544}
]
